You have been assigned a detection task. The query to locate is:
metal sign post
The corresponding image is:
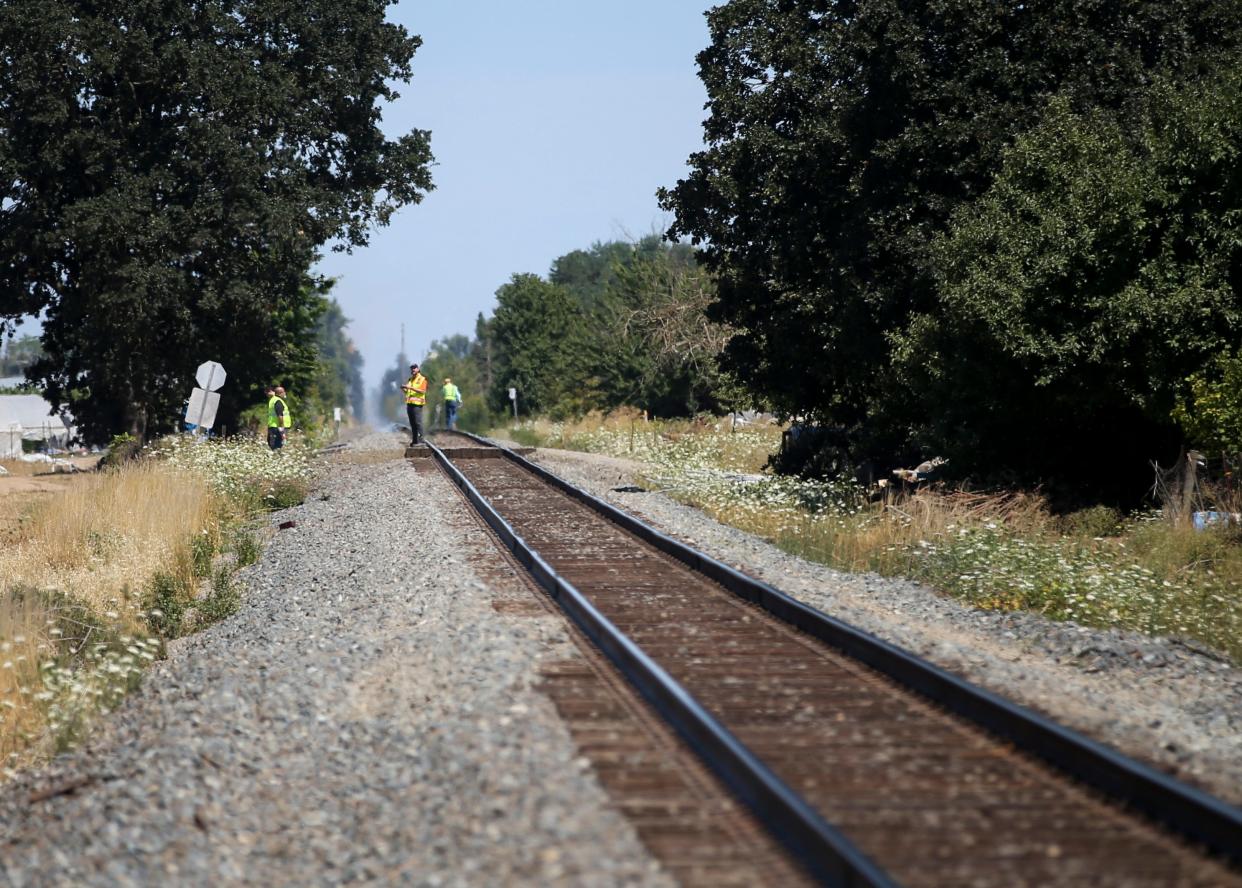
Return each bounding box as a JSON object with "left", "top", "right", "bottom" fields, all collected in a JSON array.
[
  {"left": 187, "top": 361, "right": 227, "bottom": 433},
  {"left": 508, "top": 387, "right": 518, "bottom": 421},
  {"left": 185, "top": 388, "right": 221, "bottom": 431}
]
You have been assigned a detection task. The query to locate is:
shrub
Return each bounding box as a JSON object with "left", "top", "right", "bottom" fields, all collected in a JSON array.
[
  {"left": 142, "top": 571, "right": 189, "bottom": 638},
  {"left": 1174, "top": 351, "right": 1242, "bottom": 452},
  {"left": 1058, "top": 505, "right": 1124, "bottom": 538},
  {"left": 262, "top": 478, "right": 308, "bottom": 510},
  {"left": 41, "top": 633, "right": 159, "bottom": 753},
  {"left": 98, "top": 432, "right": 141, "bottom": 469},
  {"left": 232, "top": 528, "right": 261, "bottom": 567},
  {"left": 190, "top": 531, "right": 216, "bottom": 578},
  {"left": 197, "top": 568, "right": 241, "bottom": 626}
]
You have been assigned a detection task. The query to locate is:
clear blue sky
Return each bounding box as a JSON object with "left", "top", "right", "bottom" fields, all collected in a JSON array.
[{"left": 315, "top": 1, "right": 714, "bottom": 399}]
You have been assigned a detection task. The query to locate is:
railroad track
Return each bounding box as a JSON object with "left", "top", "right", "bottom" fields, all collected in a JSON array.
[{"left": 419, "top": 430, "right": 1242, "bottom": 887}]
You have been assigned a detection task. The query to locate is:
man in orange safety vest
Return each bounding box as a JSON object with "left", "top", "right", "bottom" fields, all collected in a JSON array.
[{"left": 401, "top": 363, "right": 428, "bottom": 445}]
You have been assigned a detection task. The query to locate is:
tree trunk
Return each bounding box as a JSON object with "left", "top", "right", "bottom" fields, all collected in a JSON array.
[{"left": 123, "top": 377, "right": 148, "bottom": 441}]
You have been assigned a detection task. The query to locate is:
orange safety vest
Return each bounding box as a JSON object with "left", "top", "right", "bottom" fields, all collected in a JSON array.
[{"left": 404, "top": 373, "right": 428, "bottom": 406}]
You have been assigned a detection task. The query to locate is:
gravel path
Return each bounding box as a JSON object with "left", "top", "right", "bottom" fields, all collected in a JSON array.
[
  {"left": 529, "top": 447, "right": 1242, "bottom": 808},
  {"left": 0, "top": 432, "right": 669, "bottom": 887}
]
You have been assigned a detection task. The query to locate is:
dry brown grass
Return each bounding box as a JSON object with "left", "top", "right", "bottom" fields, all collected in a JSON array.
[
  {"left": 0, "top": 491, "right": 48, "bottom": 548},
  {"left": 1, "top": 461, "right": 218, "bottom": 767},
  {"left": 701, "top": 485, "right": 1054, "bottom": 574},
  {"left": 0, "top": 459, "right": 41, "bottom": 477},
  {"left": 0, "top": 590, "right": 49, "bottom": 767},
  {"left": 2, "top": 462, "right": 214, "bottom": 599},
  {"left": 0, "top": 456, "right": 99, "bottom": 479}
]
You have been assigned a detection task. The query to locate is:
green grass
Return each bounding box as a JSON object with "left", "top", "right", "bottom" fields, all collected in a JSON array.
[
  {"left": 142, "top": 570, "right": 190, "bottom": 639},
  {"left": 231, "top": 527, "right": 261, "bottom": 567},
  {"left": 197, "top": 567, "right": 241, "bottom": 626},
  {"left": 190, "top": 532, "right": 216, "bottom": 578},
  {"left": 507, "top": 426, "right": 546, "bottom": 448}
]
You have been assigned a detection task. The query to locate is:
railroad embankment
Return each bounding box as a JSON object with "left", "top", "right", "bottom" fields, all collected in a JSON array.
[
  {"left": 0, "top": 436, "right": 312, "bottom": 778},
  {"left": 0, "top": 431, "right": 668, "bottom": 885}
]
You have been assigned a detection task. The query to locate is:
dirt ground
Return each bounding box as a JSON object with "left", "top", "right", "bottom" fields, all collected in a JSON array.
[{"left": 0, "top": 456, "right": 101, "bottom": 545}]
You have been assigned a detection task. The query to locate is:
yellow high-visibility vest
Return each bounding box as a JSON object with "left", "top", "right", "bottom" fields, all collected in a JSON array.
[
  {"left": 267, "top": 395, "right": 291, "bottom": 429},
  {"left": 405, "top": 374, "right": 428, "bottom": 406}
]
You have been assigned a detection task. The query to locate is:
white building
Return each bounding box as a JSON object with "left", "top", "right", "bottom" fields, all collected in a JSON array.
[{"left": 0, "top": 395, "right": 72, "bottom": 458}]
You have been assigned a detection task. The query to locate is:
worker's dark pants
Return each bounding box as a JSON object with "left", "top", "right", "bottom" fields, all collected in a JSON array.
[
  {"left": 445, "top": 401, "right": 458, "bottom": 430},
  {"left": 407, "top": 403, "right": 424, "bottom": 444},
  {"left": 267, "top": 427, "right": 283, "bottom": 450}
]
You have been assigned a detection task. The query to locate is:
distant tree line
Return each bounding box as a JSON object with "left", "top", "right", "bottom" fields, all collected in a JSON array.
[
  {"left": 0, "top": 0, "right": 432, "bottom": 442},
  {"left": 377, "top": 236, "right": 741, "bottom": 430},
  {"left": 659, "top": 0, "right": 1242, "bottom": 502},
  {"left": 277, "top": 285, "right": 367, "bottom": 432}
]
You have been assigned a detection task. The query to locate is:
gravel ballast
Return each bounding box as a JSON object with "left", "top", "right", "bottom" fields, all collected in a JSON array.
[
  {"left": 0, "top": 432, "right": 669, "bottom": 887},
  {"left": 529, "top": 446, "right": 1242, "bottom": 808}
]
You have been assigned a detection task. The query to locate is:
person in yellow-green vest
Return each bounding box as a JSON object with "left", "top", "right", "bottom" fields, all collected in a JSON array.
[
  {"left": 401, "top": 363, "right": 428, "bottom": 445},
  {"left": 442, "top": 377, "right": 462, "bottom": 430},
  {"left": 267, "top": 385, "right": 292, "bottom": 450}
]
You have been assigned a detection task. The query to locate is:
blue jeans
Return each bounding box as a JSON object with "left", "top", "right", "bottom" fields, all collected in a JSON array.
[{"left": 445, "top": 401, "right": 459, "bottom": 430}]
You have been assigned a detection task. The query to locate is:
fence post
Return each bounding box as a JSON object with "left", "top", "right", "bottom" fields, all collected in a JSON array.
[{"left": 1179, "top": 451, "right": 1200, "bottom": 526}]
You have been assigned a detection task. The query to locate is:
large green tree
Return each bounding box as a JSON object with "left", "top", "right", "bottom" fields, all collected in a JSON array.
[
  {"left": 914, "top": 70, "right": 1242, "bottom": 482},
  {"left": 589, "top": 240, "right": 738, "bottom": 416},
  {"left": 423, "top": 238, "right": 739, "bottom": 423},
  {"left": 489, "top": 273, "right": 588, "bottom": 417},
  {"left": 0, "top": 0, "right": 433, "bottom": 441},
  {"left": 661, "top": 0, "right": 1242, "bottom": 494}
]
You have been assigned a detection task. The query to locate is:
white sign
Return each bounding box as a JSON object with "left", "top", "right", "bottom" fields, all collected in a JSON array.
[
  {"left": 333, "top": 407, "right": 342, "bottom": 422},
  {"left": 508, "top": 387, "right": 517, "bottom": 401},
  {"left": 195, "top": 360, "right": 227, "bottom": 392},
  {"left": 185, "top": 387, "right": 220, "bottom": 429}
]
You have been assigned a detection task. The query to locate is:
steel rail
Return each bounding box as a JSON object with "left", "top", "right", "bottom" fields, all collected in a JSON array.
[
  {"left": 439, "top": 429, "right": 1242, "bottom": 868},
  {"left": 427, "top": 438, "right": 896, "bottom": 888}
]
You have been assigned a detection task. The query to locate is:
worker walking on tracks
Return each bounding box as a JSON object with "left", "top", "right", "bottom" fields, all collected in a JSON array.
[
  {"left": 402, "top": 363, "right": 428, "bottom": 445},
  {"left": 267, "top": 385, "right": 291, "bottom": 450},
  {"left": 442, "top": 376, "right": 462, "bottom": 430}
]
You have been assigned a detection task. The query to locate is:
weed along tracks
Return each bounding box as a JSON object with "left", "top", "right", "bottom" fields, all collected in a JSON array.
[{"left": 425, "top": 430, "right": 1242, "bottom": 887}]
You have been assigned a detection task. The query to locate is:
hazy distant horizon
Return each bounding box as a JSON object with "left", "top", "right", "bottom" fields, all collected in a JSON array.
[{"left": 314, "top": 2, "right": 714, "bottom": 404}]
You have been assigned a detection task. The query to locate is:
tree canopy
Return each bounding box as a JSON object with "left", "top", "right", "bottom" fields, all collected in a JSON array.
[
  {"left": 0, "top": 0, "right": 433, "bottom": 441},
  {"left": 660, "top": 0, "right": 1242, "bottom": 499},
  {"left": 488, "top": 273, "right": 587, "bottom": 417},
  {"left": 401, "top": 237, "right": 739, "bottom": 427}
]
